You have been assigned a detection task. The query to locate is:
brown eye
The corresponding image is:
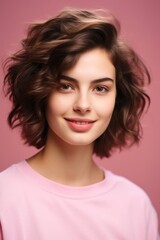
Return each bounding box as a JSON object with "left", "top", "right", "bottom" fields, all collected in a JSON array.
[
  {"left": 58, "top": 82, "right": 74, "bottom": 92},
  {"left": 95, "top": 86, "right": 109, "bottom": 93},
  {"left": 60, "top": 83, "right": 71, "bottom": 89}
]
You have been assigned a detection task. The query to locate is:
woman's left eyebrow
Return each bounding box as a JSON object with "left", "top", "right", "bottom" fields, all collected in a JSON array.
[{"left": 60, "top": 75, "right": 114, "bottom": 83}]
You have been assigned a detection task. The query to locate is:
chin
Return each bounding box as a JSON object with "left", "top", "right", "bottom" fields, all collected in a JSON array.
[{"left": 62, "top": 135, "right": 98, "bottom": 147}]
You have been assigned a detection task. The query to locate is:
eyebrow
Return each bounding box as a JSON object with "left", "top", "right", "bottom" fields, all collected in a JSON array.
[{"left": 60, "top": 75, "right": 114, "bottom": 83}]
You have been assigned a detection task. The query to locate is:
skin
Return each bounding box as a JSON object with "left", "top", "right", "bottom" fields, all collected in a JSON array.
[{"left": 28, "top": 48, "right": 116, "bottom": 186}]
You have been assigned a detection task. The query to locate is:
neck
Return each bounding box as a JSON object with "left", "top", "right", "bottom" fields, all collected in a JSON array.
[{"left": 28, "top": 132, "right": 104, "bottom": 186}]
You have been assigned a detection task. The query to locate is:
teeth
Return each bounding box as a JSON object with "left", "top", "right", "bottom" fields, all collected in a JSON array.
[{"left": 73, "top": 121, "right": 89, "bottom": 125}]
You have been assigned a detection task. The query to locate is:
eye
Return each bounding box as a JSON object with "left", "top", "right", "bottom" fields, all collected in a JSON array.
[
  {"left": 58, "top": 82, "right": 74, "bottom": 92},
  {"left": 94, "top": 86, "right": 109, "bottom": 93}
]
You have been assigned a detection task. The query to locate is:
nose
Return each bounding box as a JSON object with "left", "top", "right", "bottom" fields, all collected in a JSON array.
[{"left": 73, "top": 92, "right": 91, "bottom": 114}]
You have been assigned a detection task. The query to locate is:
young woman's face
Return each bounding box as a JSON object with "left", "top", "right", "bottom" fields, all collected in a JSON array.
[{"left": 46, "top": 48, "right": 116, "bottom": 147}]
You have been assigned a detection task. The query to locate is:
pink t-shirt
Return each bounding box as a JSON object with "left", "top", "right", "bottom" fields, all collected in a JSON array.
[{"left": 0, "top": 160, "right": 159, "bottom": 239}]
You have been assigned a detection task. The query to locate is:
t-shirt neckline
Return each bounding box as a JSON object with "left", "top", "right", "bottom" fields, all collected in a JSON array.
[{"left": 16, "top": 160, "right": 115, "bottom": 199}]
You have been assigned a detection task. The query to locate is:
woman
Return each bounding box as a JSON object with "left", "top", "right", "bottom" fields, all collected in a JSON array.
[{"left": 1, "top": 8, "right": 159, "bottom": 239}]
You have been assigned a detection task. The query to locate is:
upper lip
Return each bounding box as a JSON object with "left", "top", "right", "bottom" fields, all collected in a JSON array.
[{"left": 64, "top": 118, "right": 96, "bottom": 123}]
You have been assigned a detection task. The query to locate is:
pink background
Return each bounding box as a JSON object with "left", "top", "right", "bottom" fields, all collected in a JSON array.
[{"left": 0, "top": 0, "right": 160, "bottom": 225}]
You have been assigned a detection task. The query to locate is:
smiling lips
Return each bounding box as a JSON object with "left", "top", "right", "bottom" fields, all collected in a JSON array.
[{"left": 64, "top": 118, "right": 96, "bottom": 132}]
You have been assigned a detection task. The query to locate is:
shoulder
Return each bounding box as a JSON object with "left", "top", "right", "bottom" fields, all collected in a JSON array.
[
  {"left": 108, "top": 170, "right": 148, "bottom": 195},
  {"left": 0, "top": 164, "right": 17, "bottom": 184},
  {"left": 105, "top": 170, "right": 156, "bottom": 210},
  {"left": 106, "top": 170, "right": 159, "bottom": 223},
  {"left": 0, "top": 161, "right": 26, "bottom": 198},
  {"left": 105, "top": 170, "right": 159, "bottom": 238},
  {"left": 0, "top": 162, "right": 21, "bottom": 183}
]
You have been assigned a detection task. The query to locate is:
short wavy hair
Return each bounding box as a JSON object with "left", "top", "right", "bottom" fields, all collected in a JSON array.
[{"left": 3, "top": 8, "right": 150, "bottom": 158}]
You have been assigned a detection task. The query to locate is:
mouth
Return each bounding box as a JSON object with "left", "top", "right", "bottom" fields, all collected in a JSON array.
[
  {"left": 64, "top": 118, "right": 95, "bottom": 124},
  {"left": 64, "top": 118, "right": 96, "bottom": 132}
]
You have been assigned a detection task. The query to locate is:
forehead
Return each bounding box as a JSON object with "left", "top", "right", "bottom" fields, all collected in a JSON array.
[{"left": 63, "top": 48, "right": 115, "bottom": 81}]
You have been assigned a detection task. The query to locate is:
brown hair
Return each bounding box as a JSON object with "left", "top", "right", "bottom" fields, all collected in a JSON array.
[{"left": 3, "top": 8, "right": 150, "bottom": 157}]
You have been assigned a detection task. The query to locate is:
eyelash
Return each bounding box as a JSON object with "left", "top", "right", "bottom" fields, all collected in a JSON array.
[
  {"left": 94, "top": 86, "right": 109, "bottom": 93},
  {"left": 58, "top": 82, "right": 110, "bottom": 94},
  {"left": 58, "top": 83, "right": 73, "bottom": 91}
]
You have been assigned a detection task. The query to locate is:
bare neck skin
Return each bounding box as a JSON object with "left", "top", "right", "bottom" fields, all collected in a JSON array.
[{"left": 27, "top": 130, "right": 104, "bottom": 186}]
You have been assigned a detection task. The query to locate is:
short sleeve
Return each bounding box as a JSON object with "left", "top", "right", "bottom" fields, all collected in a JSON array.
[{"left": 146, "top": 200, "right": 160, "bottom": 240}]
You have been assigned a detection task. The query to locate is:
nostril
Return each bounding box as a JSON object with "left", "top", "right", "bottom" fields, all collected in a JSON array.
[
  {"left": 73, "top": 104, "right": 91, "bottom": 113},
  {"left": 73, "top": 93, "right": 91, "bottom": 113}
]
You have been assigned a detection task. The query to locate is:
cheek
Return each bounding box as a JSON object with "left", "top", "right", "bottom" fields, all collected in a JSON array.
[
  {"left": 47, "top": 95, "right": 73, "bottom": 116},
  {"left": 95, "top": 97, "right": 116, "bottom": 119}
]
